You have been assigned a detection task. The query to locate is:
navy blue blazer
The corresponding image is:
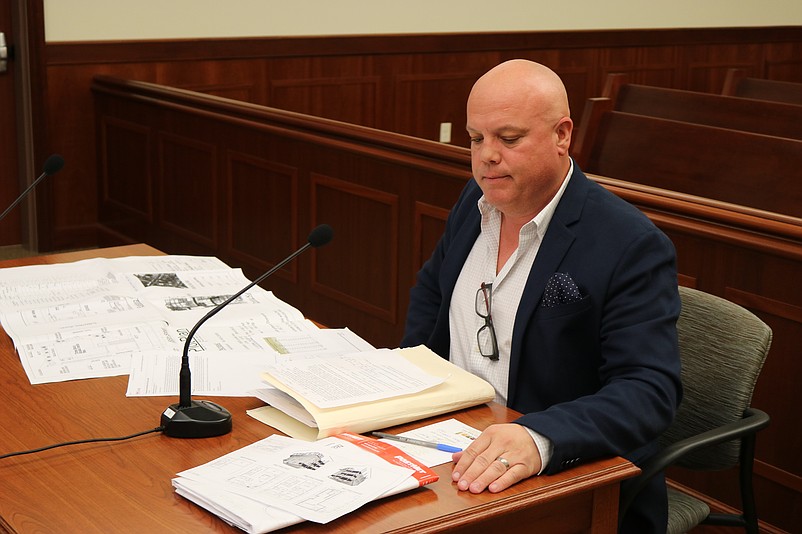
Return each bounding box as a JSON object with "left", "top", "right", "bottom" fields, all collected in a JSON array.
[{"left": 401, "top": 165, "right": 682, "bottom": 532}]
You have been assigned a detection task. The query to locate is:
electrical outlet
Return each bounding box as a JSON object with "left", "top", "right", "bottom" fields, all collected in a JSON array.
[{"left": 439, "top": 122, "right": 452, "bottom": 143}]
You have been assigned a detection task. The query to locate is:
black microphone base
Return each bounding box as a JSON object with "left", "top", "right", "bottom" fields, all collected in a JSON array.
[{"left": 161, "top": 400, "right": 233, "bottom": 438}]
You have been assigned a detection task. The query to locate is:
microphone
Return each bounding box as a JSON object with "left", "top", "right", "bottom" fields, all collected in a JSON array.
[
  {"left": 161, "top": 223, "right": 334, "bottom": 438},
  {"left": 0, "top": 154, "right": 64, "bottom": 223}
]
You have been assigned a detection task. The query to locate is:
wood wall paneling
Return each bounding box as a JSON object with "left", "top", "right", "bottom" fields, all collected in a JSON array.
[
  {"left": 764, "top": 41, "right": 802, "bottom": 81},
  {"left": 157, "top": 132, "right": 218, "bottom": 249},
  {"left": 185, "top": 82, "right": 255, "bottom": 103},
  {"left": 157, "top": 58, "right": 263, "bottom": 103},
  {"left": 310, "top": 172, "right": 400, "bottom": 325},
  {"left": 393, "top": 72, "right": 476, "bottom": 144},
  {"left": 99, "top": 116, "right": 152, "bottom": 220},
  {"left": 270, "top": 76, "right": 382, "bottom": 128},
  {"left": 412, "top": 201, "right": 450, "bottom": 286},
  {"left": 225, "top": 151, "right": 299, "bottom": 276},
  {"left": 681, "top": 42, "right": 764, "bottom": 91},
  {"left": 599, "top": 45, "right": 679, "bottom": 88},
  {"left": 44, "top": 27, "right": 802, "bottom": 252}
]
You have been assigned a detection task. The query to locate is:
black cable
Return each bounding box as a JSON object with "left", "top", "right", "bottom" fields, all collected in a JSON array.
[{"left": 0, "top": 426, "right": 165, "bottom": 460}]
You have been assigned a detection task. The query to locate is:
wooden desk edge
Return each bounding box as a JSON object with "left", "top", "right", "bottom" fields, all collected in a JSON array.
[
  {"left": 0, "top": 244, "right": 164, "bottom": 269},
  {"left": 384, "top": 457, "right": 640, "bottom": 534}
]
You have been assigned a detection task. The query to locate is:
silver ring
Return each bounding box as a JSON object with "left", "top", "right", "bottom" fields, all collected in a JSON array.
[{"left": 497, "top": 456, "right": 510, "bottom": 470}]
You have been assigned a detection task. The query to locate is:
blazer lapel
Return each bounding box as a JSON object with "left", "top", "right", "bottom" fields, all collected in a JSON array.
[
  {"left": 437, "top": 190, "right": 482, "bottom": 331},
  {"left": 507, "top": 167, "right": 589, "bottom": 404}
]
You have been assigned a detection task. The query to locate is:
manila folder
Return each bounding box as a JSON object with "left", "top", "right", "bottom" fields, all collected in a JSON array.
[{"left": 248, "top": 345, "right": 495, "bottom": 440}]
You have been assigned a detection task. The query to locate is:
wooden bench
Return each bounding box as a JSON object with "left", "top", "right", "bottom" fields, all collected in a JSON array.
[
  {"left": 584, "top": 111, "right": 802, "bottom": 218},
  {"left": 573, "top": 78, "right": 802, "bottom": 168},
  {"left": 722, "top": 68, "right": 802, "bottom": 105}
]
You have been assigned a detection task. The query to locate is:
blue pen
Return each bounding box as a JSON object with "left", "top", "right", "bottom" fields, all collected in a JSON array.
[{"left": 372, "top": 431, "right": 462, "bottom": 453}]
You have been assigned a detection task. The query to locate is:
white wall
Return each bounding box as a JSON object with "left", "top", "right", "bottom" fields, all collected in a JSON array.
[{"left": 43, "top": 0, "right": 802, "bottom": 42}]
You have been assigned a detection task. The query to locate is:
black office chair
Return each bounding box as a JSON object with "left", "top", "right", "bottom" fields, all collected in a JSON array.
[{"left": 620, "top": 286, "right": 772, "bottom": 533}]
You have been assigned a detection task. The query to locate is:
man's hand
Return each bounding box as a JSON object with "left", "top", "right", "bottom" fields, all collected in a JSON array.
[{"left": 451, "top": 423, "right": 541, "bottom": 493}]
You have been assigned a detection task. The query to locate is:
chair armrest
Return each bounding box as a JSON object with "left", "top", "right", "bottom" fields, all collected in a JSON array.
[{"left": 619, "top": 408, "right": 769, "bottom": 515}]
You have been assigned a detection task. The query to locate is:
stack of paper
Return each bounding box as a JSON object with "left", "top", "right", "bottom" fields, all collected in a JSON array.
[
  {"left": 0, "top": 254, "right": 376, "bottom": 395},
  {"left": 248, "top": 345, "right": 496, "bottom": 440},
  {"left": 173, "top": 431, "right": 439, "bottom": 533}
]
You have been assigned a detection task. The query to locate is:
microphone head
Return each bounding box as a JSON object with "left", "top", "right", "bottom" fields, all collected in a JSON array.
[
  {"left": 43, "top": 154, "right": 65, "bottom": 175},
  {"left": 307, "top": 224, "right": 333, "bottom": 248}
]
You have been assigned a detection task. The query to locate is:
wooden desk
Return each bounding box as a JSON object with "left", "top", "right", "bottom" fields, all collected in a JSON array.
[{"left": 0, "top": 245, "right": 638, "bottom": 533}]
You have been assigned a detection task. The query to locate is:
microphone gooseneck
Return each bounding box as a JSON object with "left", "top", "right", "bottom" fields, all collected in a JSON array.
[
  {"left": 161, "top": 224, "right": 335, "bottom": 438},
  {"left": 0, "top": 154, "right": 65, "bottom": 224}
]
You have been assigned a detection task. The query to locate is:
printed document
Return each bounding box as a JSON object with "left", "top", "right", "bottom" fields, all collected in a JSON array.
[
  {"left": 261, "top": 348, "right": 446, "bottom": 409},
  {"left": 0, "top": 254, "right": 375, "bottom": 388},
  {"left": 174, "top": 432, "right": 437, "bottom": 525},
  {"left": 126, "top": 328, "right": 374, "bottom": 397}
]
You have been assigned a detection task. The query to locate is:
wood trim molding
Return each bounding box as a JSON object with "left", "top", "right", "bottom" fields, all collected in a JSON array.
[
  {"left": 47, "top": 27, "right": 802, "bottom": 65},
  {"left": 91, "top": 76, "right": 472, "bottom": 170},
  {"left": 724, "top": 287, "right": 802, "bottom": 324}
]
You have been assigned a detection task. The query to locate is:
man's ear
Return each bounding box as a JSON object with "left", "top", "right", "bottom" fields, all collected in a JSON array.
[{"left": 555, "top": 117, "right": 573, "bottom": 155}]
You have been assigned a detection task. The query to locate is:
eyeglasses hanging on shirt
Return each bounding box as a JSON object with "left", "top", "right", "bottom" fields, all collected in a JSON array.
[{"left": 475, "top": 282, "right": 500, "bottom": 360}]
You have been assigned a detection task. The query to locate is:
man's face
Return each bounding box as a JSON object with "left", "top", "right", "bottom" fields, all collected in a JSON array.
[{"left": 466, "top": 86, "right": 571, "bottom": 220}]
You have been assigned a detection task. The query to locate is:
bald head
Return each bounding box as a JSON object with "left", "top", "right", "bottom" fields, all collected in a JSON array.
[{"left": 469, "top": 60, "right": 570, "bottom": 123}]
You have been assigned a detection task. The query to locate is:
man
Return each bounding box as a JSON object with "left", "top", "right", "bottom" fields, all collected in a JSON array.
[{"left": 401, "top": 59, "right": 682, "bottom": 533}]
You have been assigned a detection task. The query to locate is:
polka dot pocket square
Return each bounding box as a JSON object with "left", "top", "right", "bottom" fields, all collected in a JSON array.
[{"left": 542, "top": 272, "right": 583, "bottom": 308}]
